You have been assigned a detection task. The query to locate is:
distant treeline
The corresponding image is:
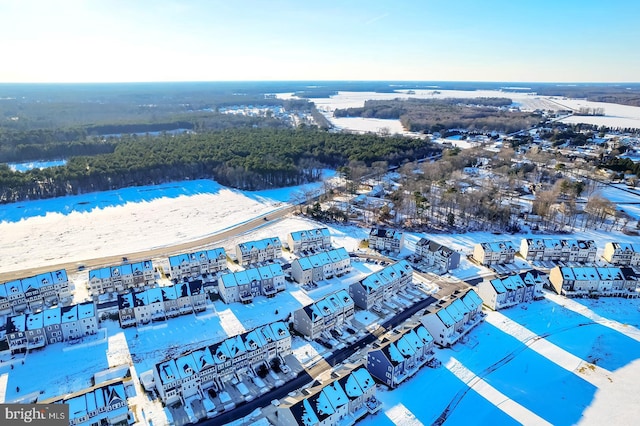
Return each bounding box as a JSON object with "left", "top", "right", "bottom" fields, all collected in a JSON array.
[
  {"left": 0, "top": 128, "right": 440, "bottom": 203},
  {"left": 334, "top": 97, "right": 540, "bottom": 133}
]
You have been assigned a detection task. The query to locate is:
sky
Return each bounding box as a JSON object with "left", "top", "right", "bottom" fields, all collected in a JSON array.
[{"left": 1, "top": 0, "right": 639, "bottom": 83}]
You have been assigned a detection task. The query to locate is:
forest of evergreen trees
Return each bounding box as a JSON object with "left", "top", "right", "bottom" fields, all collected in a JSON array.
[{"left": 0, "top": 128, "right": 440, "bottom": 203}]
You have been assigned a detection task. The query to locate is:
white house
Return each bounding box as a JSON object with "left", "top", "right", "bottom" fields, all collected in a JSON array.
[
  {"left": 235, "top": 237, "right": 282, "bottom": 266},
  {"left": 293, "top": 289, "right": 355, "bottom": 339},
  {"left": 290, "top": 247, "right": 351, "bottom": 284},
  {"left": 520, "top": 238, "right": 597, "bottom": 263},
  {"left": 477, "top": 271, "right": 546, "bottom": 310},
  {"left": 0, "top": 269, "right": 71, "bottom": 315},
  {"left": 369, "top": 227, "right": 404, "bottom": 254},
  {"left": 168, "top": 248, "right": 227, "bottom": 281},
  {"left": 602, "top": 242, "right": 640, "bottom": 266},
  {"left": 287, "top": 227, "right": 332, "bottom": 254},
  {"left": 473, "top": 241, "right": 517, "bottom": 266},
  {"left": 218, "top": 264, "right": 286, "bottom": 304},
  {"left": 414, "top": 238, "right": 461, "bottom": 272},
  {"left": 88, "top": 260, "right": 154, "bottom": 297},
  {"left": 549, "top": 266, "right": 639, "bottom": 298},
  {"left": 349, "top": 260, "right": 413, "bottom": 310}
]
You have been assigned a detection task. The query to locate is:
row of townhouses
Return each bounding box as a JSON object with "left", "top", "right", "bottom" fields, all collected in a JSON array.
[
  {"left": 88, "top": 260, "right": 155, "bottom": 297},
  {"left": 415, "top": 238, "right": 461, "bottom": 272},
  {"left": 369, "top": 227, "right": 404, "bottom": 254},
  {"left": 366, "top": 322, "right": 435, "bottom": 388},
  {"left": 167, "top": 248, "right": 227, "bottom": 281},
  {"left": 5, "top": 301, "right": 98, "bottom": 353},
  {"left": 477, "top": 271, "right": 546, "bottom": 311},
  {"left": 549, "top": 266, "right": 639, "bottom": 297},
  {"left": 293, "top": 289, "right": 355, "bottom": 339},
  {"left": 0, "top": 269, "right": 71, "bottom": 315},
  {"left": 348, "top": 260, "right": 414, "bottom": 311},
  {"left": 235, "top": 237, "right": 283, "bottom": 266},
  {"left": 520, "top": 238, "right": 597, "bottom": 263},
  {"left": 153, "top": 321, "right": 291, "bottom": 404},
  {"left": 117, "top": 280, "right": 206, "bottom": 328},
  {"left": 49, "top": 380, "right": 129, "bottom": 426},
  {"left": 290, "top": 247, "right": 352, "bottom": 284},
  {"left": 602, "top": 242, "right": 640, "bottom": 266},
  {"left": 287, "top": 227, "right": 332, "bottom": 254},
  {"left": 276, "top": 366, "right": 381, "bottom": 426},
  {"left": 420, "top": 289, "right": 485, "bottom": 347},
  {"left": 472, "top": 241, "right": 518, "bottom": 266},
  {"left": 218, "top": 263, "right": 286, "bottom": 304}
]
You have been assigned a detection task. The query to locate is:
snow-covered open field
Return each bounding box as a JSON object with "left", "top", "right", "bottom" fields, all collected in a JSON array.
[
  {"left": 278, "top": 89, "right": 640, "bottom": 133},
  {"left": 2, "top": 176, "right": 640, "bottom": 425}
]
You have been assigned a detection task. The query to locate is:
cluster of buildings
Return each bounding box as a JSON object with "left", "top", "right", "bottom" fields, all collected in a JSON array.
[
  {"left": 0, "top": 269, "right": 71, "bottom": 315},
  {"left": 167, "top": 248, "right": 227, "bottom": 281},
  {"left": 153, "top": 321, "right": 291, "bottom": 404},
  {"left": 293, "top": 289, "right": 355, "bottom": 339},
  {"left": 5, "top": 301, "right": 98, "bottom": 353},
  {"left": 218, "top": 264, "right": 286, "bottom": 304},
  {"left": 275, "top": 366, "right": 381, "bottom": 426},
  {"left": 88, "top": 260, "right": 155, "bottom": 297},
  {"left": 117, "top": 280, "right": 206, "bottom": 328}
]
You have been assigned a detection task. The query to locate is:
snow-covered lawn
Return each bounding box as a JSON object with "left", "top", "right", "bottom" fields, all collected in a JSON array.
[{"left": 360, "top": 295, "right": 640, "bottom": 426}]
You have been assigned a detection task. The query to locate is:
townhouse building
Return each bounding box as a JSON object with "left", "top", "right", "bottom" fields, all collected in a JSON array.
[
  {"left": 5, "top": 301, "right": 98, "bottom": 353},
  {"left": 366, "top": 323, "right": 435, "bottom": 388},
  {"left": 276, "top": 366, "right": 380, "bottom": 426},
  {"left": 235, "top": 237, "right": 282, "bottom": 266},
  {"left": 349, "top": 260, "right": 413, "bottom": 311},
  {"left": 293, "top": 289, "right": 355, "bottom": 339},
  {"left": 602, "top": 242, "right": 640, "bottom": 266},
  {"left": 369, "top": 227, "right": 404, "bottom": 254},
  {"left": 287, "top": 227, "right": 332, "bottom": 254},
  {"left": 477, "top": 270, "right": 546, "bottom": 310},
  {"left": 414, "top": 238, "right": 461, "bottom": 272},
  {"left": 50, "top": 380, "right": 129, "bottom": 426},
  {"left": 420, "top": 289, "right": 485, "bottom": 347},
  {"left": 472, "top": 241, "right": 517, "bottom": 266},
  {"left": 0, "top": 269, "right": 71, "bottom": 315},
  {"left": 218, "top": 264, "right": 286, "bottom": 304},
  {"left": 116, "top": 280, "right": 206, "bottom": 328},
  {"left": 290, "top": 247, "right": 351, "bottom": 284},
  {"left": 520, "top": 238, "right": 597, "bottom": 263},
  {"left": 153, "top": 321, "right": 291, "bottom": 404},
  {"left": 88, "top": 260, "right": 155, "bottom": 297},
  {"left": 548, "top": 266, "right": 639, "bottom": 298},
  {"left": 167, "top": 247, "right": 227, "bottom": 281}
]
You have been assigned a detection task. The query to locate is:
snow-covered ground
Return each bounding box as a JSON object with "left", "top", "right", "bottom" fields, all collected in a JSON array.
[
  {"left": 2, "top": 175, "right": 640, "bottom": 425},
  {"left": 277, "top": 89, "right": 640, "bottom": 133}
]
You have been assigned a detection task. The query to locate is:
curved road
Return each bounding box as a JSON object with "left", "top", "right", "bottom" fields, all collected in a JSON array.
[{"left": 0, "top": 205, "right": 298, "bottom": 282}]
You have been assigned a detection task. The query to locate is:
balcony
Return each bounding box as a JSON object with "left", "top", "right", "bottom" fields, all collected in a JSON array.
[{"left": 366, "top": 396, "right": 382, "bottom": 414}]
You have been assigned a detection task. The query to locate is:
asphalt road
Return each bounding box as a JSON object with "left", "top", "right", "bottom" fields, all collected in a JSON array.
[
  {"left": 204, "top": 294, "right": 437, "bottom": 425},
  {"left": 0, "top": 205, "right": 297, "bottom": 282}
]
